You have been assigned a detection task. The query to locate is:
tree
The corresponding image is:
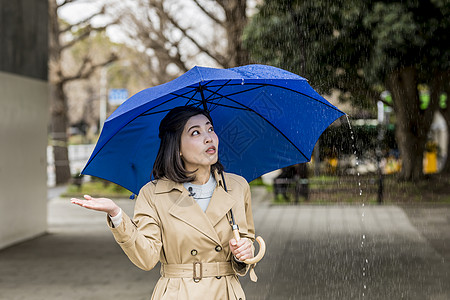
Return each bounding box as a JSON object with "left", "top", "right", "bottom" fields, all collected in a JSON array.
[
  {"left": 49, "top": 0, "right": 118, "bottom": 184},
  {"left": 65, "top": 31, "right": 148, "bottom": 142},
  {"left": 244, "top": 0, "right": 450, "bottom": 181},
  {"left": 117, "top": 0, "right": 250, "bottom": 87}
]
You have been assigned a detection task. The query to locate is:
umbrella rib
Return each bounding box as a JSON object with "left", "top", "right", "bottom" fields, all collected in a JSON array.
[
  {"left": 199, "top": 82, "right": 342, "bottom": 113},
  {"left": 209, "top": 85, "right": 265, "bottom": 99},
  {"left": 139, "top": 89, "right": 201, "bottom": 116},
  {"left": 202, "top": 79, "right": 232, "bottom": 102},
  {"left": 201, "top": 86, "right": 310, "bottom": 161}
]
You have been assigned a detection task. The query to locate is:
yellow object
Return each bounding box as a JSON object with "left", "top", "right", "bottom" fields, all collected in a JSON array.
[
  {"left": 384, "top": 156, "right": 401, "bottom": 174},
  {"left": 423, "top": 151, "right": 438, "bottom": 174}
]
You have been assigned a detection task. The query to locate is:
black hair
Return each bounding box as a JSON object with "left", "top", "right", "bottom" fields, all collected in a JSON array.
[{"left": 152, "top": 106, "right": 224, "bottom": 182}]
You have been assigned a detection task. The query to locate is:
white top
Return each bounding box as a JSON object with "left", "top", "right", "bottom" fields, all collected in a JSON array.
[{"left": 183, "top": 173, "right": 217, "bottom": 212}]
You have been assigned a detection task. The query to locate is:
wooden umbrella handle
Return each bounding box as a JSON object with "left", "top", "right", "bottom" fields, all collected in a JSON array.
[{"left": 233, "top": 229, "right": 266, "bottom": 265}]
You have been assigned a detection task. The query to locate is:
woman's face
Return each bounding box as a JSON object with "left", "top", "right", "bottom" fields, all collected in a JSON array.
[{"left": 180, "top": 114, "right": 219, "bottom": 172}]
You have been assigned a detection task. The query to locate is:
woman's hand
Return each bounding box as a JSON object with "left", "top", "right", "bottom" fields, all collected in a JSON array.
[
  {"left": 71, "top": 195, "right": 120, "bottom": 217},
  {"left": 229, "top": 238, "right": 253, "bottom": 262}
]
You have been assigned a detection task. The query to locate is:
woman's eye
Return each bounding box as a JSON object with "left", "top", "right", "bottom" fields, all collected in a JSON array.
[
  {"left": 192, "top": 130, "right": 199, "bottom": 136},
  {"left": 208, "top": 127, "right": 214, "bottom": 132}
]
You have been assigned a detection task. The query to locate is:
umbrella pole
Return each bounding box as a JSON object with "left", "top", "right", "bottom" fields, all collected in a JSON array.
[
  {"left": 198, "top": 84, "right": 208, "bottom": 111},
  {"left": 220, "top": 171, "right": 266, "bottom": 265}
]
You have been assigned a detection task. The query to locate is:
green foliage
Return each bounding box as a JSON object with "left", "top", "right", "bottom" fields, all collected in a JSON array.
[
  {"left": 440, "top": 93, "right": 448, "bottom": 109},
  {"left": 319, "top": 123, "right": 397, "bottom": 158},
  {"left": 244, "top": 0, "right": 450, "bottom": 105}
]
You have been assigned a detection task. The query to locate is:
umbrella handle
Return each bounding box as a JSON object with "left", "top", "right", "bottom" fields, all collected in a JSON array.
[{"left": 233, "top": 229, "right": 266, "bottom": 265}]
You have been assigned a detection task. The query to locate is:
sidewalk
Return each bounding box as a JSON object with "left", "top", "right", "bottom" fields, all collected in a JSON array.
[{"left": 0, "top": 187, "right": 449, "bottom": 299}]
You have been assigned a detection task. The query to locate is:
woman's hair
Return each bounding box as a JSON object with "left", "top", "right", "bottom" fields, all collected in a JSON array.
[{"left": 152, "top": 106, "right": 224, "bottom": 183}]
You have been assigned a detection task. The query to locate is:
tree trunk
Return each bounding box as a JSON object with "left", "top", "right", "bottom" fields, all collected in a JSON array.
[
  {"left": 439, "top": 85, "right": 450, "bottom": 174},
  {"left": 441, "top": 115, "right": 450, "bottom": 173},
  {"left": 49, "top": 81, "right": 72, "bottom": 184},
  {"left": 49, "top": 0, "right": 71, "bottom": 184},
  {"left": 222, "top": 0, "right": 249, "bottom": 67},
  {"left": 387, "top": 67, "right": 435, "bottom": 181}
]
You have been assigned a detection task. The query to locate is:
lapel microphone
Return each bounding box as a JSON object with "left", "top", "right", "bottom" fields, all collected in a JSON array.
[{"left": 188, "top": 187, "right": 196, "bottom": 197}]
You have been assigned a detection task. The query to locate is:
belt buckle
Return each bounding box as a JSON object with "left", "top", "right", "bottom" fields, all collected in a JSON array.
[{"left": 193, "top": 262, "right": 202, "bottom": 282}]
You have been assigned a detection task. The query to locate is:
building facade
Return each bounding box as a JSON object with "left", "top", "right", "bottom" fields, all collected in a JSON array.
[{"left": 0, "top": 0, "right": 48, "bottom": 249}]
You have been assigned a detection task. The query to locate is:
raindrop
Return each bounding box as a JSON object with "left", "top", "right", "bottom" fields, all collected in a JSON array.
[
  {"left": 365, "top": 259, "right": 369, "bottom": 263},
  {"left": 362, "top": 235, "right": 365, "bottom": 239},
  {"left": 241, "top": 79, "right": 245, "bottom": 85},
  {"left": 364, "top": 285, "right": 367, "bottom": 289}
]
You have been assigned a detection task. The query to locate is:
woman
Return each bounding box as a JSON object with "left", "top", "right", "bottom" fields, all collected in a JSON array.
[{"left": 71, "top": 106, "right": 257, "bottom": 299}]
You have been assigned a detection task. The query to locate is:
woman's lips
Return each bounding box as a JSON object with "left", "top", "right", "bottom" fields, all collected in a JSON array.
[{"left": 206, "top": 146, "right": 216, "bottom": 154}]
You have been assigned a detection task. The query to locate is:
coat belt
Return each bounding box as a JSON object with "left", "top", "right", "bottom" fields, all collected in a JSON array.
[{"left": 160, "top": 262, "right": 234, "bottom": 281}]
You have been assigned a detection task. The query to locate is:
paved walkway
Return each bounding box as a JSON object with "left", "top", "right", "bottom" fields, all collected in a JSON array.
[{"left": 0, "top": 187, "right": 449, "bottom": 299}]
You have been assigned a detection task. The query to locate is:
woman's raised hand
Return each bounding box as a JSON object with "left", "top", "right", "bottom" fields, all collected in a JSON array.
[{"left": 71, "top": 195, "right": 121, "bottom": 217}]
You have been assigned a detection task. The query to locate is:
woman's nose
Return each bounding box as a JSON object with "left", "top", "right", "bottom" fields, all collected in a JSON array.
[{"left": 204, "top": 132, "right": 213, "bottom": 143}]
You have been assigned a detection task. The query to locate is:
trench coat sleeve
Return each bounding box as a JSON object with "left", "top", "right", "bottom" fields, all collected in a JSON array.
[
  {"left": 107, "top": 184, "right": 162, "bottom": 271},
  {"left": 231, "top": 178, "right": 256, "bottom": 277}
]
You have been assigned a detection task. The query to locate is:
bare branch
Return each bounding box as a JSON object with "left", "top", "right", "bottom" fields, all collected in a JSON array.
[
  {"left": 58, "top": 0, "right": 78, "bottom": 8},
  {"left": 61, "top": 53, "right": 118, "bottom": 84},
  {"left": 60, "top": 5, "right": 106, "bottom": 33},
  {"left": 60, "top": 26, "right": 94, "bottom": 51},
  {"left": 191, "top": 0, "right": 224, "bottom": 26},
  {"left": 164, "top": 8, "right": 228, "bottom": 67},
  {"left": 214, "top": 0, "right": 226, "bottom": 10},
  {"left": 60, "top": 18, "right": 119, "bottom": 52}
]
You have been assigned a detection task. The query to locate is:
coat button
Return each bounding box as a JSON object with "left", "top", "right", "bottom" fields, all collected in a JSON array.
[
  {"left": 215, "top": 245, "right": 222, "bottom": 252},
  {"left": 191, "top": 249, "right": 198, "bottom": 256},
  {"left": 216, "top": 276, "right": 222, "bottom": 279}
]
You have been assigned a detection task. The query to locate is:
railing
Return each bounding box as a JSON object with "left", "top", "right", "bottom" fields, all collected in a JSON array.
[
  {"left": 47, "top": 144, "right": 95, "bottom": 187},
  {"left": 273, "top": 176, "right": 380, "bottom": 203}
]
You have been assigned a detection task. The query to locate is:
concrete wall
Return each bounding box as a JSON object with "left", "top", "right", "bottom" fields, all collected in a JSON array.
[
  {"left": 0, "top": 0, "right": 48, "bottom": 250},
  {"left": 0, "top": 72, "right": 48, "bottom": 249}
]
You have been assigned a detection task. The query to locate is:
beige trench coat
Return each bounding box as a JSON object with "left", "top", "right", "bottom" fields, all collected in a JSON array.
[{"left": 108, "top": 170, "right": 256, "bottom": 300}]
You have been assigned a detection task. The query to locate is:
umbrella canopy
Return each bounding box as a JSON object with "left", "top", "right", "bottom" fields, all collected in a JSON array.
[{"left": 82, "top": 64, "right": 345, "bottom": 194}]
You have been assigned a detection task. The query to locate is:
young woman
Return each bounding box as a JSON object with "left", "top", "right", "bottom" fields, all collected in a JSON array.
[{"left": 71, "top": 106, "right": 256, "bottom": 299}]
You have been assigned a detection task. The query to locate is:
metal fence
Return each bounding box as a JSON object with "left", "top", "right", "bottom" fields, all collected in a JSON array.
[{"left": 47, "top": 144, "right": 95, "bottom": 187}]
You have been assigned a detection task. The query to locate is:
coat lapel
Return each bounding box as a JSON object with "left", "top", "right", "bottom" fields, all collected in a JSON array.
[
  {"left": 168, "top": 186, "right": 222, "bottom": 245},
  {"left": 205, "top": 186, "right": 236, "bottom": 228},
  {"left": 162, "top": 171, "right": 235, "bottom": 245}
]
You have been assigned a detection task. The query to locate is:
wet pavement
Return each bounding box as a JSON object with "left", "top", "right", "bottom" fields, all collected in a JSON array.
[{"left": 0, "top": 187, "right": 449, "bottom": 299}]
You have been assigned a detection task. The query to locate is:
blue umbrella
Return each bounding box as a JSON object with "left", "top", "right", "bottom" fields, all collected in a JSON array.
[{"left": 82, "top": 64, "right": 344, "bottom": 195}]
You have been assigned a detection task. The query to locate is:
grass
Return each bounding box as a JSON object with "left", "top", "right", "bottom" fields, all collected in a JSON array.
[{"left": 63, "top": 180, "right": 133, "bottom": 199}]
